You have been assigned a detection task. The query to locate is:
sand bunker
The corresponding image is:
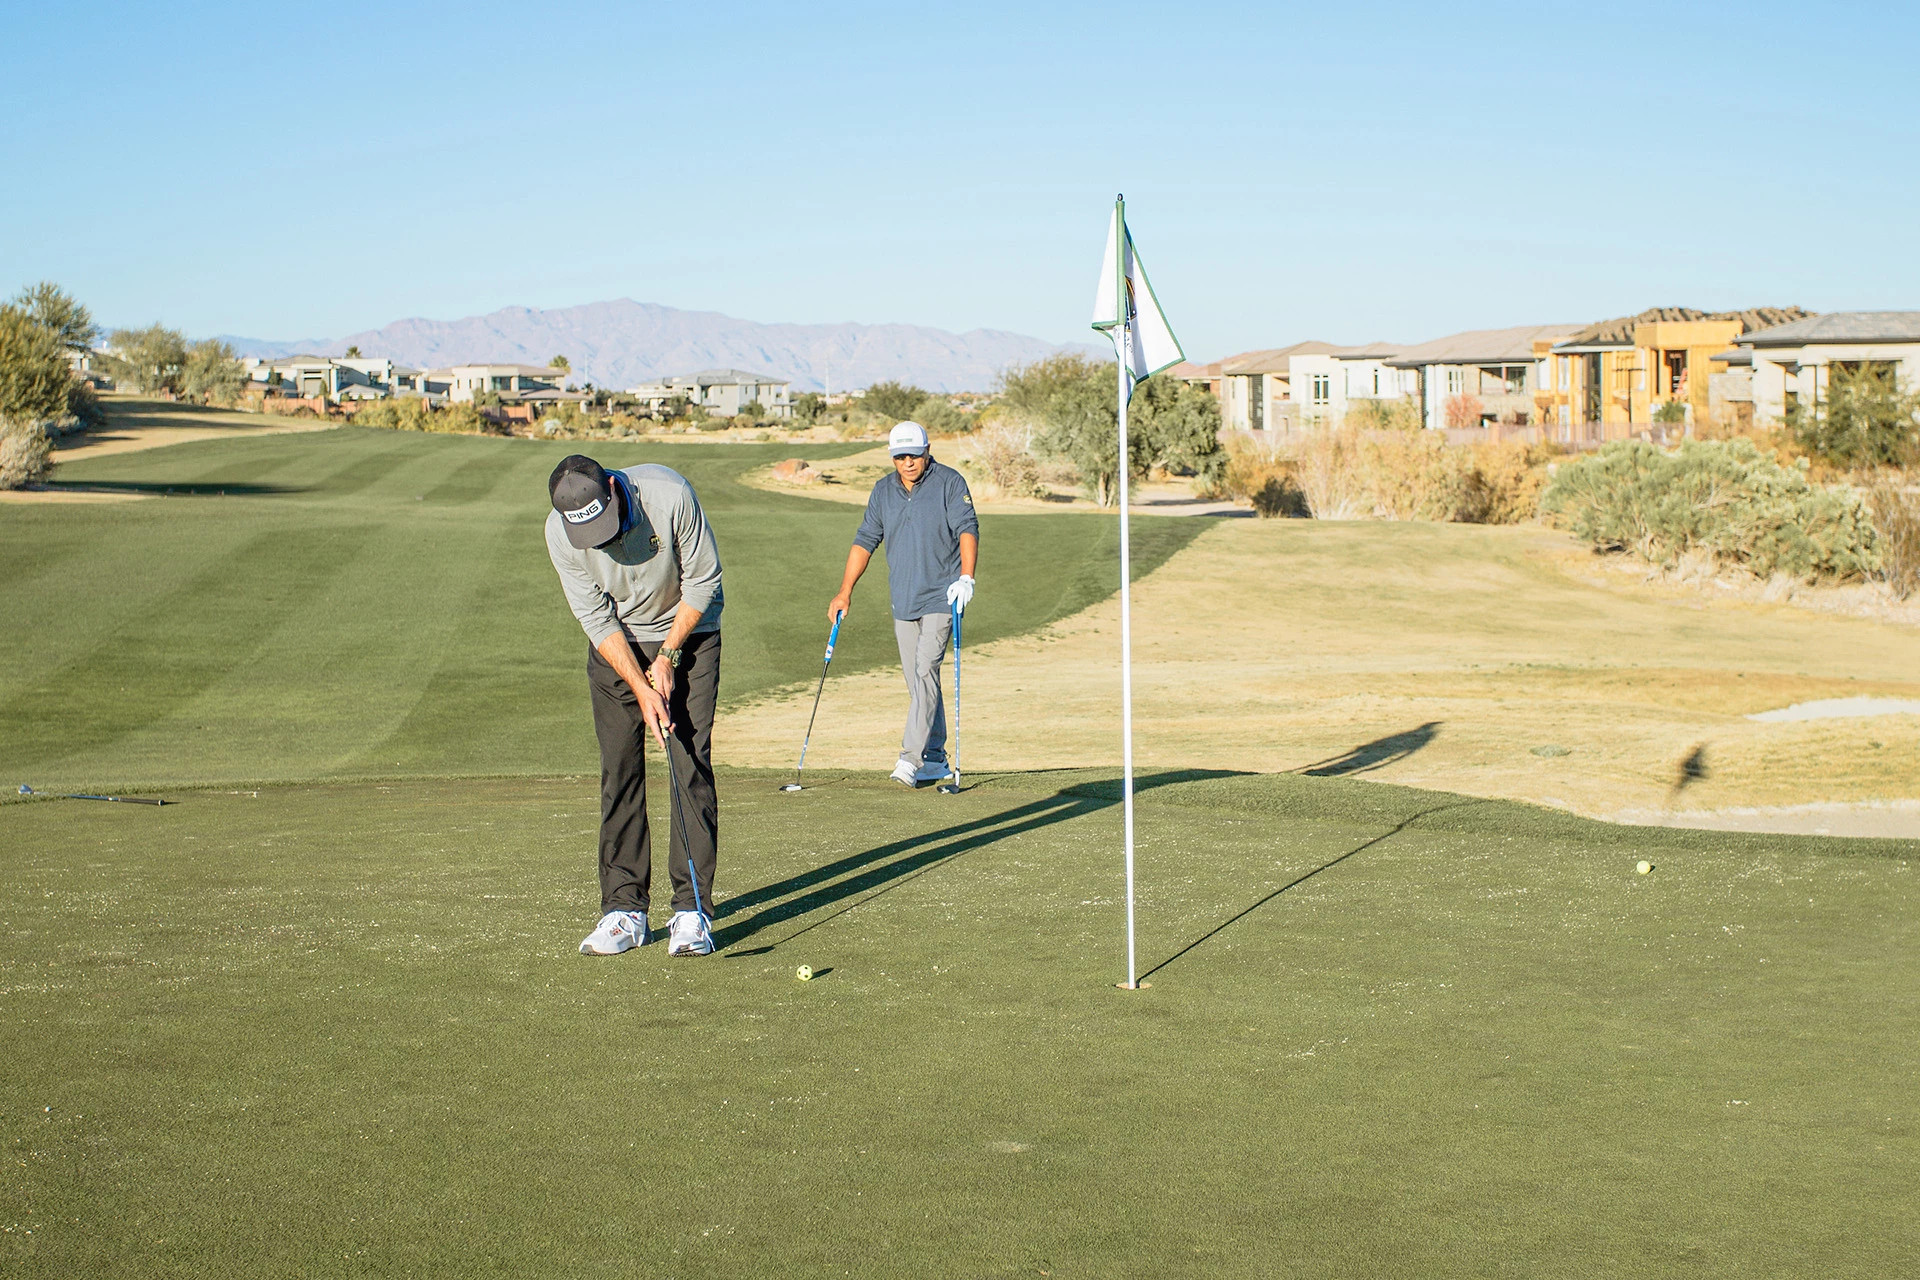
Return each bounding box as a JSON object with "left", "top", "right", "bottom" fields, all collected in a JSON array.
[{"left": 1747, "top": 696, "right": 1920, "bottom": 722}]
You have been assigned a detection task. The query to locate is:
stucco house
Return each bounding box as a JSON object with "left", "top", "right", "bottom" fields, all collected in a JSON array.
[{"left": 1713, "top": 311, "right": 1920, "bottom": 427}]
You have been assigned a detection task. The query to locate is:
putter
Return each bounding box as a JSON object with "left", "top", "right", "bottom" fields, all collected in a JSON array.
[
  {"left": 780, "top": 613, "right": 842, "bottom": 792},
  {"left": 937, "top": 599, "right": 962, "bottom": 795},
  {"left": 664, "top": 733, "right": 714, "bottom": 953},
  {"left": 18, "top": 784, "right": 166, "bottom": 806}
]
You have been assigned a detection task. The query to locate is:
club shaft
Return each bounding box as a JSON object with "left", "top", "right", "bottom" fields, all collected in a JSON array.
[{"left": 791, "top": 618, "right": 841, "bottom": 783}]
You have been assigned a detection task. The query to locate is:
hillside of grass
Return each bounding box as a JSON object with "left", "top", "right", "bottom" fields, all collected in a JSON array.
[{"left": 0, "top": 426, "right": 1203, "bottom": 790}]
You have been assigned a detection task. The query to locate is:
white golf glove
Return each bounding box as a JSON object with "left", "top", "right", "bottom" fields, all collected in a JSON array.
[{"left": 946, "top": 574, "right": 975, "bottom": 615}]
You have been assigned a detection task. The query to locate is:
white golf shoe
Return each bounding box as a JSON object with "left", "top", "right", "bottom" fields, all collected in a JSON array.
[
  {"left": 668, "top": 910, "right": 714, "bottom": 957},
  {"left": 914, "top": 759, "right": 951, "bottom": 784},
  {"left": 889, "top": 759, "right": 920, "bottom": 787},
  {"left": 579, "top": 910, "right": 651, "bottom": 956}
]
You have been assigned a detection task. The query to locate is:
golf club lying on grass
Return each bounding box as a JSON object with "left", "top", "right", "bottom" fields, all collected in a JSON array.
[
  {"left": 938, "top": 598, "right": 962, "bottom": 795},
  {"left": 781, "top": 613, "right": 842, "bottom": 792},
  {"left": 19, "top": 784, "right": 167, "bottom": 806}
]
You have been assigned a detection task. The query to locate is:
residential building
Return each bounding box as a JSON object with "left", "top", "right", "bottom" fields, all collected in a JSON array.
[
  {"left": 628, "top": 368, "right": 791, "bottom": 418},
  {"left": 1714, "top": 311, "right": 1920, "bottom": 427},
  {"left": 426, "top": 363, "right": 570, "bottom": 404},
  {"left": 1387, "top": 325, "right": 1582, "bottom": 431},
  {"left": 1540, "top": 309, "right": 1805, "bottom": 442},
  {"left": 1213, "top": 342, "right": 1345, "bottom": 432},
  {"left": 1284, "top": 344, "right": 1414, "bottom": 427},
  {"left": 242, "top": 355, "right": 424, "bottom": 401}
]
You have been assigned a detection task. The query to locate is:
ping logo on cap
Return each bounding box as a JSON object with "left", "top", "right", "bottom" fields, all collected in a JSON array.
[{"left": 564, "top": 498, "right": 605, "bottom": 524}]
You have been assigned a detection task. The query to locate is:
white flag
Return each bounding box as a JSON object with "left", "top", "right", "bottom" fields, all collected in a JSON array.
[{"left": 1091, "top": 197, "right": 1184, "bottom": 386}]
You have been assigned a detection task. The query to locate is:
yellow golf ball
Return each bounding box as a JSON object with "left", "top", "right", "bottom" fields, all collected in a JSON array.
[
  {"left": 1635, "top": 860, "right": 1652, "bottom": 875},
  {"left": 795, "top": 965, "right": 813, "bottom": 982}
]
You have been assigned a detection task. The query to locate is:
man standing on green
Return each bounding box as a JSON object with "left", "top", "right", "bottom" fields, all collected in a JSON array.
[
  {"left": 826, "top": 420, "right": 979, "bottom": 787},
  {"left": 546, "top": 454, "right": 724, "bottom": 958}
]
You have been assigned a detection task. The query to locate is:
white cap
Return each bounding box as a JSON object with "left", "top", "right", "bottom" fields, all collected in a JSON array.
[{"left": 887, "top": 420, "right": 930, "bottom": 456}]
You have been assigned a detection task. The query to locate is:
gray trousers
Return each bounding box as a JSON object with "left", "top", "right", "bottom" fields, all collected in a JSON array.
[{"left": 893, "top": 612, "right": 952, "bottom": 768}]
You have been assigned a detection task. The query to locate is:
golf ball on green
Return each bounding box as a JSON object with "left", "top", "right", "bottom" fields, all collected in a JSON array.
[
  {"left": 1635, "top": 860, "right": 1652, "bottom": 875},
  {"left": 795, "top": 965, "right": 813, "bottom": 982}
]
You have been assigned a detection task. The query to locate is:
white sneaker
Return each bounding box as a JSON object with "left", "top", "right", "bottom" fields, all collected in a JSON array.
[
  {"left": 668, "top": 910, "right": 714, "bottom": 957},
  {"left": 890, "top": 759, "right": 920, "bottom": 787},
  {"left": 915, "top": 759, "right": 951, "bottom": 783},
  {"left": 579, "top": 910, "right": 650, "bottom": 955}
]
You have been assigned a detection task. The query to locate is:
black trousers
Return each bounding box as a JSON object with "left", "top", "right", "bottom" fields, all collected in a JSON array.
[{"left": 587, "top": 629, "right": 720, "bottom": 916}]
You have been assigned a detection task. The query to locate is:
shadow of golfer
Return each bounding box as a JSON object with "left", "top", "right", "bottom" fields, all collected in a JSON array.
[
  {"left": 1139, "top": 798, "right": 1484, "bottom": 983},
  {"left": 1296, "top": 722, "right": 1442, "bottom": 777},
  {"left": 717, "top": 769, "right": 1241, "bottom": 954}
]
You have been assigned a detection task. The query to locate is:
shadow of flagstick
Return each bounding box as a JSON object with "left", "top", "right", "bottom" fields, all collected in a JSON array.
[{"left": 1139, "top": 799, "right": 1484, "bottom": 983}]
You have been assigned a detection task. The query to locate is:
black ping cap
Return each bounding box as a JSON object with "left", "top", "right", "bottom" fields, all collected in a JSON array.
[{"left": 549, "top": 455, "right": 621, "bottom": 549}]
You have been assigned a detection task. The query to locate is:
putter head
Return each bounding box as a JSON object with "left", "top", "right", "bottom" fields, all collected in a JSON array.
[
  {"left": 937, "top": 782, "right": 960, "bottom": 794},
  {"left": 17, "top": 785, "right": 31, "bottom": 795}
]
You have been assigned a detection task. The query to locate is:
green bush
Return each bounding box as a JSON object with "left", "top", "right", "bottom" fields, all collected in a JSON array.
[
  {"left": 1542, "top": 439, "right": 1879, "bottom": 581},
  {"left": 1788, "top": 363, "right": 1920, "bottom": 470},
  {"left": 861, "top": 380, "right": 929, "bottom": 422},
  {"left": 0, "top": 304, "right": 74, "bottom": 425},
  {"left": 353, "top": 398, "right": 496, "bottom": 436}
]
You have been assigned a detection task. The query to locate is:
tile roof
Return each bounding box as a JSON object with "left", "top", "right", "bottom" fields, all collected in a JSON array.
[
  {"left": 1386, "top": 324, "right": 1583, "bottom": 367},
  {"left": 1739, "top": 311, "right": 1920, "bottom": 346},
  {"left": 1216, "top": 341, "right": 1345, "bottom": 375}
]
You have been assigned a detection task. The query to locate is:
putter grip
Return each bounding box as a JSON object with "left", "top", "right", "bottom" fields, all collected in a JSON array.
[{"left": 824, "top": 615, "right": 842, "bottom": 662}]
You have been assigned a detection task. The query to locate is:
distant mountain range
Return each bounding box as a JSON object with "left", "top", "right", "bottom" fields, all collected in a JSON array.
[{"left": 218, "top": 299, "right": 1094, "bottom": 393}]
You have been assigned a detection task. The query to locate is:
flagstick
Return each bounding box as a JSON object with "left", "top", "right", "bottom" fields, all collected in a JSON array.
[{"left": 1118, "top": 340, "right": 1138, "bottom": 991}]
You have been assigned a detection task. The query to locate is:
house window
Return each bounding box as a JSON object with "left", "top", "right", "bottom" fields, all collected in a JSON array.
[
  {"left": 1372, "top": 368, "right": 1381, "bottom": 395},
  {"left": 1664, "top": 350, "right": 1687, "bottom": 396},
  {"left": 1446, "top": 368, "right": 1463, "bottom": 396},
  {"left": 1558, "top": 357, "right": 1569, "bottom": 391},
  {"left": 1311, "top": 374, "right": 1330, "bottom": 404}
]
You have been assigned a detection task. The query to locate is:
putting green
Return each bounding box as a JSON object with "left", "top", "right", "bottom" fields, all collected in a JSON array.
[
  {"left": 0, "top": 425, "right": 1201, "bottom": 790},
  {"left": 2, "top": 769, "right": 1912, "bottom": 1276}
]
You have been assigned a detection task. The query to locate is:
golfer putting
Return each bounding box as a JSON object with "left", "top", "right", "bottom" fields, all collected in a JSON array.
[
  {"left": 546, "top": 454, "right": 724, "bottom": 957},
  {"left": 826, "top": 420, "right": 978, "bottom": 788}
]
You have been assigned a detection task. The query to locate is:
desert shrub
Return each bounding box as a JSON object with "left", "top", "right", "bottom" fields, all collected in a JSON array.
[
  {"left": 1360, "top": 431, "right": 1479, "bottom": 521},
  {"left": 0, "top": 304, "right": 75, "bottom": 426},
  {"left": 0, "top": 417, "right": 53, "bottom": 489},
  {"left": 861, "top": 380, "right": 929, "bottom": 422},
  {"left": 1281, "top": 428, "right": 1550, "bottom": 523},
  {"left": 1343, "top": 398, "right": 1422, "bottom": 432},
  {"left": 352, "top": 398, "right": 434, "bottom": 431},
  {"left": 354, "top": 398, "right": 497, "bottom": 435},
  {"left": 64, "top": 379, "right": 105, "bottom": 432},
  {"left": 1443, "top": 393, "right": 1483, "bottom": 429},
  {"left": 1653, "top": 400, "right": 1687, "bottom": 425},
  {"left": 1542, "top": 438, "right": 1879, "bottom": 582},
  {"left": 1289, "top": 426, "right": 1368, "bottom": 519},
  {"left": 1789, "top": 363, "right": 1920, "bottom": 469},
  {"left": 1015, "top": 357, "right": 1223, "bottom": 505},
  {"left": 1464, "top": 441, "right": 1553, "bottom": 524},
  {"left": 1212, "top": 433, "right": 1305, "bottom": 516},
  {"left": 736, "top": 400, "right": 766, "bottom": 421},
  {"left": 973, "top": 421, "right": 1045, "bottom": 498},
  {"left": 1869, "top": 481, "right": 1920, "bottom": 599},
  {"left": 915, "top": 396, "right": 968, "bottom": 436},
  {"left": 107, "top": 324, "right": 189, "bottom": 395},
  {"left": 180, "top": 339, "right": 247, "bottom": 406}
]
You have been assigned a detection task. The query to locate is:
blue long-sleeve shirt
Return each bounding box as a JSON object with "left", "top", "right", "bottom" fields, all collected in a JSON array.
[{"left": 853, "top": 460, "right": 979, "bottom": 621}]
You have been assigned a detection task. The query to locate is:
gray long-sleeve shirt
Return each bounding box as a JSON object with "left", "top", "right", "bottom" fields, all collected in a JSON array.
[
  {"left": 545, "top": 464, "right": 724, "bottom": 646},
  {"left": 853, "top": 460, "right": 979, "bottom": 621}
]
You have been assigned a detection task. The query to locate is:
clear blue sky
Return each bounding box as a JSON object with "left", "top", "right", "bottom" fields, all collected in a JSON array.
[{"left": 5, "top": 0, "right": 1916, "bottom": 359}]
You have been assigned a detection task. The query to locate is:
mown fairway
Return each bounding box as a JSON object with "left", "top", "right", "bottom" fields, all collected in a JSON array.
[
  {"left": 1, "top": 423, "right": 1201, "bottom": 788},
  {"left": 3, "top": 420, "right": 1916, "bottom": 1276}
]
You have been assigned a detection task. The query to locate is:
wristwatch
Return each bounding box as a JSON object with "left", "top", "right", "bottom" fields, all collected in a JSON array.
[{"left": 659, "top": 646, "right": 682, "bottom": 669}]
